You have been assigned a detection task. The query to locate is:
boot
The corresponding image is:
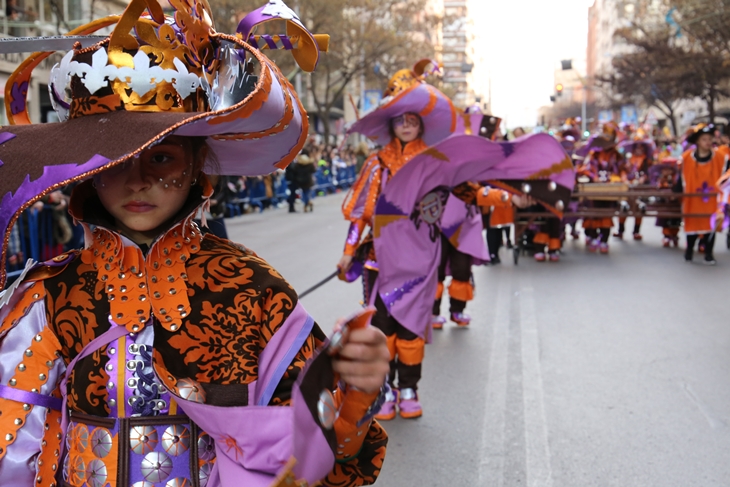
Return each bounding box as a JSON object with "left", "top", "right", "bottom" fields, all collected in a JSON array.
[
  {"left": 374, "top": 388, "right": 398, "bottom": 421},
  {"left": 398, "top": 388, "right": 422, "bottom": 419}
]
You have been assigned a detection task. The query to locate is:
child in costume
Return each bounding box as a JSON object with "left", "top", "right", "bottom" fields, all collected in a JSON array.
[
  {"left": 338, "top": 62, "right": 457, "bottom": 421},
  {"left": 649, "top": 159, "right": 681, "bottom": 247},
  {"left": 615, "top": 135, "right": 655, "bottom": 240},
  {"left": 0, "top": 2, "right": 392, "bottom": 486},
  {"left": 580, "top": 122, "right": 625, "bottom": 254},
  {"left": 676, "top": 124, "right": 727, "bottom": 264},
  {"left": 433, "top": 187, "right": 519, "bottom": 328}
]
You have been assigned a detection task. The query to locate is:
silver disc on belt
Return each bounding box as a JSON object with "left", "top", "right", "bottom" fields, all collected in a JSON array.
[
  {"left": 130, "top": 425, "right": 159, "bottom": 455},
  {"left": 199, "top": 462, "right": 212, "bottom": 487},
  {"left": 141, "top": 451, "right": 173, "bottom": 483},
  {"left": 86, "top": 459, "right": 108, "bottom": 487},
  {"left": 91, "top": 427, "right": 113, "bottom": 458},
  {"left": 162, "top": 424, "right": 190, "bottom": 456},
  {"left": 197, "top": 433, "right": 216, "bottom": 461}
]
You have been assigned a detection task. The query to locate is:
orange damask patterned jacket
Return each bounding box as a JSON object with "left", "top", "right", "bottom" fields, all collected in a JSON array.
[{"left": 0, "top": 179, "right": 387, "bottom": 487}]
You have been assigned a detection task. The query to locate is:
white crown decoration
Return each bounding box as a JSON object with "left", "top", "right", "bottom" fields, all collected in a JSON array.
[{"left": 49, "top": 47, "right": 201, "bottom": 121}]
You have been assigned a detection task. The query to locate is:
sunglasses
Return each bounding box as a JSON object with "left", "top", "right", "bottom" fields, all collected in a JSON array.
[{"left": 392, "top": 113, "right": 421, "bottom": 129}]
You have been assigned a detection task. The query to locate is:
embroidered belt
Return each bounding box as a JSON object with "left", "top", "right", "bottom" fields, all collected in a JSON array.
[{"left": 61, "top": 413, "right": 216, "bottom": 487}]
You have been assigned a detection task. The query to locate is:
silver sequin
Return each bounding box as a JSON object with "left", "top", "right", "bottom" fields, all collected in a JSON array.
[{"left": 130, "top": 425, "right": 158, "bottom": 455}]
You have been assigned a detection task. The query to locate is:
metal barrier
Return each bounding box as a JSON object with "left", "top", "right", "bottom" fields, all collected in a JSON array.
[{"left": 5, "top": 206, "right": 62, "bottom": 282}]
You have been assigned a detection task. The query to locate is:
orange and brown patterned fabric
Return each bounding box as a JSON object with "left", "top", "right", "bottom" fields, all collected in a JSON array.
[{"left": 0, "top": 181, "right": 387, "bottom": 486}]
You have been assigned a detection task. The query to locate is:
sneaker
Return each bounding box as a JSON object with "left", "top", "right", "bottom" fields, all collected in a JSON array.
[
  {"left": 548, "top": 251, "right": 560, "bottom": 262},
  {"left": 450, "top": 312, "right": 471, "bottom": 327},
  {"left": 374, "top": 388, "right": 398, "bottom": 421},
  {"left": 613, "top": 232, "right": 624, "bottom": 239},
  {"left": 534, "top": 252, "right": 547, "bottom": 262},
  {"left": 398, "top": 388, "right": 422, "bottom": 419},
  {"left": 432, "top": 315, "right": 447, "bottom": 330},
  {"left": 490, "top": 255, "right": 501, "bottom": 265},
  {"left": 587, "top": 239, "right": 598, "bottom": 252},
  {"left": 599, "top": 243, "right": 609, "bottom": 254},
  {"left": 662, "top": 237, "right": 671, "bottom": 248},
  {"left": 704, "top": 257, "right": 717, "bottom": 266},
  {"left": 684, "top": 248, "right": 693, "bottom": 262},
  {"left": 633, "top": 233, "right": 643, "bottom": 241}
]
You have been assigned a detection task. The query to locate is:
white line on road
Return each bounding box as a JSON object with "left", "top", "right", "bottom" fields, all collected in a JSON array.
[
  {"left": 520, "top": 283, "right": 554, "bottom": 487},
  {"left": 477, "top": 278, "right": 510, "bottom": 486}
]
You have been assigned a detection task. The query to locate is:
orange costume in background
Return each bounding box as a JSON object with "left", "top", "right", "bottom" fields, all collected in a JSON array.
[{"left": 680, "top": 149, "right": 726, "bottom": 234}]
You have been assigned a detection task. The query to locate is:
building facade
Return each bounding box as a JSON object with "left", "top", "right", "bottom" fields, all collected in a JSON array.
[
  {"left": 0, "top": 0, "right": 126, "bottom": 123},
  {"left": 441, "top": 0, "right": 473, "bottom": 108}
]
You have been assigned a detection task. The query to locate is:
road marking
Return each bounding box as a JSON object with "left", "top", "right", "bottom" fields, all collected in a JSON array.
[
  {"left": 682, "top": 382, "right": 720, "bottom": 429},
  {"left": 477, "top": 278, "right": 510, "bottom": 487},
  {"left": 519, "top": 282, "right": 554, "bottom": 487}
]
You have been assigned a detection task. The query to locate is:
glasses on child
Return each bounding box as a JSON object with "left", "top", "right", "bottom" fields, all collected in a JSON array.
[
  {"left": 95, "top": 142, "right": 194, "bottom": 190},
  {"left": 391, "top": 113, "right": 421, "bottom": 129}
]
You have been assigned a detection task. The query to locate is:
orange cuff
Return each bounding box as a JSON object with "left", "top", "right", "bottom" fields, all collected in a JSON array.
[
  {"left": 435, "top": 282, "right": 444, "bottom": 300},
  {"left": 548, "top": 238, "right": 561, "bottom": 252},
  {"left": 448, "top": 280, "right": 474, "bottom": 302},
  {"left": 333, "top": 387, "right": 380, "bottom": 461},
  {"left": 386, "top": 334, "right": 396, "bottom": 360},
  {"left": 533, "top": 232, "right": 549, "bottom": 245},
  {"left": 395, "top": 337, "right": 425, "bottom": 365}
]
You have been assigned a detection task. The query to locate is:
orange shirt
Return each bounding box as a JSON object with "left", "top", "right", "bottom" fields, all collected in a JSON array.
[{"left": 681, "top": 149, "right": 727, "bottom": 233}]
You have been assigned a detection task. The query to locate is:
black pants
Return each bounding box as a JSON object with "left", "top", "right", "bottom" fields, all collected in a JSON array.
[
  {"left": 434, "top": 235, "right": 472, "bottom": 314},
  {"left": 686, "top": 233, "right": 715, "bottom": 259},
  {"left": 483, "top": 214, "right": 504, "bottom": 259},
  {"left": 366, "top": 269, "right": 422, "bottom": 390}
]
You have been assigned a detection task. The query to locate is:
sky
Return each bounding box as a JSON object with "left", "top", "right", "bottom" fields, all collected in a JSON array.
[{"left": 468, "top": 0, "right": 595, "bottom": 129}]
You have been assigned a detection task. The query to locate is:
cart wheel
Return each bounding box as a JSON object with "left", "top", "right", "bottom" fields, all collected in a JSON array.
[{"left": 513, "top": 247, "right": 520, "bottom": 265}]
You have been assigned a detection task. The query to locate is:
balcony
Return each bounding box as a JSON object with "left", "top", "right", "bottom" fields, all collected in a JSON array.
[{"left": 0, "top": 0, "right": 86, "bottom": 37}]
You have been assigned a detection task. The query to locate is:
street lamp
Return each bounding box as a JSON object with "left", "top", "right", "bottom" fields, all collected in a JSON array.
[{"left": 561, "top": 59, "right": 588, "bottom": 136}]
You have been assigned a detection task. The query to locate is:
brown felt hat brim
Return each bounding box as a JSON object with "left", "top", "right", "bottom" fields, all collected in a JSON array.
[{"left": 0, "top": 110, "right": 202, "bottom": 196}]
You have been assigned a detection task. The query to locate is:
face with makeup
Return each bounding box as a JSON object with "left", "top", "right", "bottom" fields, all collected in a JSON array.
[
  {"left": 94, "top": 136, "right": 206, "bottom": 245},
  {"left": 391, "top": 112, "right": 422, "bottom": 143}
]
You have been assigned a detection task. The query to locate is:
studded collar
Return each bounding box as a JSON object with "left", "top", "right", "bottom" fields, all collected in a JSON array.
[{"left": 71, "top": 177, "right": 214, "bottom": 334}]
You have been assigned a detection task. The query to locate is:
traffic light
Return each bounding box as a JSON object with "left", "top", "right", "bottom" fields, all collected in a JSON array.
[{"left": 556, "top": 83, "right": 564, "bottom": 96}]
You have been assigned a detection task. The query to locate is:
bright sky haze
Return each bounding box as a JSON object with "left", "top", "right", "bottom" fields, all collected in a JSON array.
[{"left": 469, "top": 0, "right": 594, "bottom": 129}]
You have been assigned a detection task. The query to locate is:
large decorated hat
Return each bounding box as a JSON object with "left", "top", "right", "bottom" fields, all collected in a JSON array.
[
  {"left": 347, "top": 59, "right": 457, "bottom": 146},
  {"left": 0, "top": 0, "right": 327, "bottom": 283},
  {"left": 686, "top": 123, "right": 714, "bottom": 145}
]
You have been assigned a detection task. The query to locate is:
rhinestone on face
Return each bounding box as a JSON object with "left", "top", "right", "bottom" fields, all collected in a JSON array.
[
  {"left": 162, "top": 425, "right": 190, "bottom": 456},
  {"left": 130, "top": 425, "right": 159, "bottom": 455},
  {"left": 197, "top": 433, "right": 216, "bottom": 461},
  {"left": 91, "top": 428, "right": 113, "bottom": 458},
  {"left": 141, "top": 451, "right": 173, "bottom": 483},
  {"left": 86, "top": 459, "right": 107, "bottom": 487}
]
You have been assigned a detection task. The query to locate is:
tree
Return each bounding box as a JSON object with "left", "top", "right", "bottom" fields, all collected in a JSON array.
[
  {"left": 597, "top": 27, "right": 695, "bottom": 136},
  {"left": 203, "top": 0, "right": 441, "bottom": 144}
]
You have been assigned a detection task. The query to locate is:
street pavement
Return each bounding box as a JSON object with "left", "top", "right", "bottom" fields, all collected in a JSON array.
[{"left": 228, "top": 194, "right": 730, "bottom": 487}]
